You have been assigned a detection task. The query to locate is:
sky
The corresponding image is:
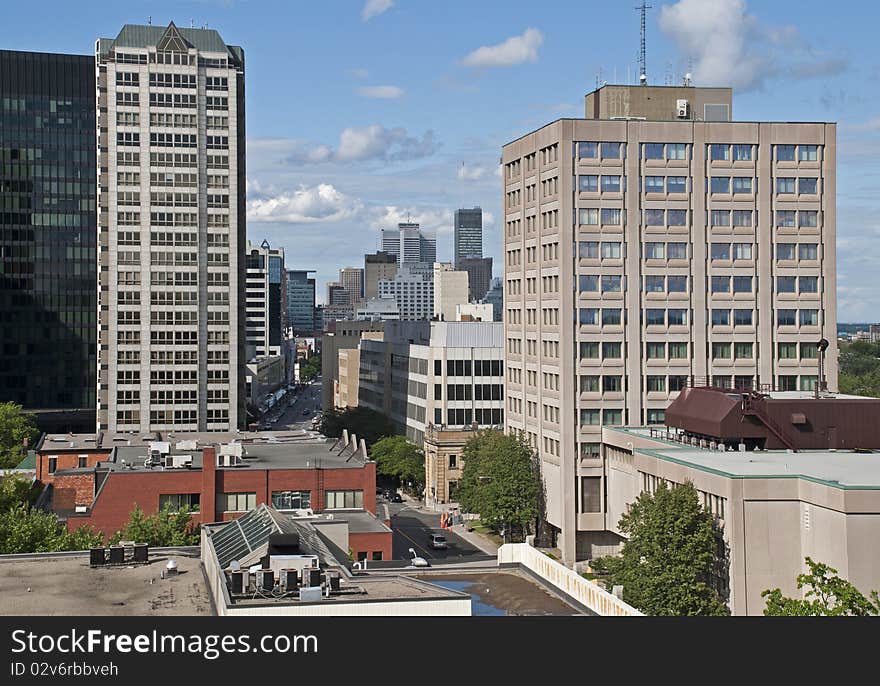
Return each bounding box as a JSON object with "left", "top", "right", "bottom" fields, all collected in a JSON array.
[{"left": 2, "top": 0, "right": 878, "bottom": 319}]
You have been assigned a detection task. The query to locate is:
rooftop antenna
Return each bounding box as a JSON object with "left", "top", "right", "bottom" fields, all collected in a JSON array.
[
  {"left": 636, "top": 2, "right": 652, "bottom": 85},
  {"left": 148, "top": 16, "right": 152, "bottom": 25}
]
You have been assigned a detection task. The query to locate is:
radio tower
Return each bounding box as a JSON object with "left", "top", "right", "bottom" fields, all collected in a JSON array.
[{"left": 636, "top": 2, "right": 652, "bottom": 85}]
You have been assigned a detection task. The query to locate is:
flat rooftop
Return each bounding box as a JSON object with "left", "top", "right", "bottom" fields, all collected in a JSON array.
[
  {"left": 313, "top": 509, "right": 391, "bottom": 534},
  {"left": 611, "top": 426, "right": 880, "bottom": 488},
  {"left": 0, "top": 549, "right": 212, "bottom": 616},
  {"left": 39, "top": 429, "right": 329, "bottom": 452}
]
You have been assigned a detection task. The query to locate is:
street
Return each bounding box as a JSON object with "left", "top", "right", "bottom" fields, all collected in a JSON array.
[
  {"left": 261, "top": 377, "right": 323, "bottom": 431},
  {"left": 387, "top": 500, "right": 488, "bottom": 561}
]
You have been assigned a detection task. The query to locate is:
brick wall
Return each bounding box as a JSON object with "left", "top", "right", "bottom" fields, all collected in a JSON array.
[
  {"left": 51, "top": 473, "right": 96, "bottom": 510},
  {"left": 36, "top": 450, "right": 110, "bottom": 484},
  {"left": 349, "top": 531, "right": 393, "bottom": 562}
]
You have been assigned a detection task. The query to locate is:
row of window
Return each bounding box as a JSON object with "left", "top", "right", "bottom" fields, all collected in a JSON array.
[{"left": 575, "top": 142, "right": 820, "bottom": 163}]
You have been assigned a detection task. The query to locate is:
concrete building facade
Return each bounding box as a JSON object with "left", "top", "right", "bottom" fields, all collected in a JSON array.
[
  {"left": 433, "top": 262, "right": 469, "bottom": 322},
  {"left": 364, "top": 251, "right": 398, "bottom": 300},
  {"left": 245, "top": 240, "right": 285, "bottom": 359},
  {"left": 378, "top": 262, "right": 434, "bottom": 321},
  {"left": 502, "top": 84, "right": 837, "bottom": 562},
  {"left": 96, "top": 22, "right": 247, "bottom": 432},
  {"left": 321, "top": 320, "right": 385, "bottom": 412},
  {"left": 459, "top": 256, "right": 493, "bottom": 302},
  {"left": 339, "top": 266, "right": 364, "bottom": 305}
]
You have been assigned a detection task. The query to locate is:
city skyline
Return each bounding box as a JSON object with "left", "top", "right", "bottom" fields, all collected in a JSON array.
[{"left": 1, "top": 1, "right": 877, "bottom": 318}]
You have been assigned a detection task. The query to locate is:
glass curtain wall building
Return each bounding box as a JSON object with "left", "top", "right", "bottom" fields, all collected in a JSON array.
[{"left": 0, "top": 50, "right": 97, "bottom": 431}]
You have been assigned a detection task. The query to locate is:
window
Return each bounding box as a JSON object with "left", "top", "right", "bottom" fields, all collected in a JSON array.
[
  {"left": 669, "top": 343, "right": 688, "bottom": 360},
  {"left": 221, "top": 492, "right": 256, "bottom": 512},
  {"left": 644, "top": 143, "right": 665, "bottom": 159},
  {"left": 645, "top": 275, "right": 665, "bottom": 293},
  {"left": 712, "top": 343, "right": 732, "bottom": 359},
  {"left": 799, "top": 145, "right": 818, "bottom": 161},
  {"left": 710, "top": 144, "right": 730, "bottom": 161},
  {"left": 799, "top": 243, "right": 818, "bottom": 260},
  {"left": 800, "top": 276, "right": 819, "bottom": 293},
  {"left": 778, "top": 342, "right": 797, "bottom": 359},
  {"left": 667, "top": 309, "right": 687, "bottom": 326},
  {"left": 602, "top": 342, "right": 622, "bottom": 358},
  {"left": 777, "top": 145, "right": 796, "bottom": 161},
  {"left": 581, "top": 477, "right": 602, "bottom": 513},
  {"left": 777, "top": 309, "right": 796, "bottom": 326},
  {"left": 800, "top": 309, "right": 819, "bottom": 326},
  {"left": 601, "top": 242, "right": 621, "bottom": 259},
  {"left": 712, "top": 309, "right": 730, "bottom": 326},
  {"left": 711, "top": 276, "right": 730, "bottom": 293},
  {"left": 578, "top": 142, "right": 598, "bottom": 158},
  {"left": 734, "top": 342, "right": 753, "bottom": 359},
  {"left": 732, "top": 177, "right": 753, "bottom": 194},
  {"left": 48, "top": 458, "right": 57, "bottom": 474},
  {"left": 712, "top": 375, "right": 732, "bottom": 388},
  {"left": 603, "top": 409, "right": 623, "bottom": 425},
  {"left": 733, "top": 276, "right": 752, "bottom": 293},
  {"left": 325, "top": 490, "right": 364, "bottom": 509},
  {"left": 801, "top": 343, "right": 819, "bottom": 360},
  {"left": 78, "top": 456, "right": 87, "bottom": 468},
  {"left": 646, "top": 309, "right": 665, "bottom": 326},
  {"left": 603, "top": 376, "right": 622, "bottom": 392},
  {"left": 733, "top": 144, "right": 752, "bottom": 161},
  {"left": 776, "top": 177, "right": 796, "bottom": 194},
  {"left": 272, "top": 490, "right": 311, "bottom": 510},
  {"left": 601, "top": 208, "right": 622, "bottom": 225},
  {"left": 645, "top": 176, "right": 665, "bottom": 193},
  {"left": 579, "top": 308, "right": 599, "bottom": 325},
  {"left": 580, "top": 409, "right": 600, "bottom": 425},
  {"left": 711, "top": 243, "right": 730, "bottom": 260},
  {"left": 646, "top": 342, "right": 666, "bottom": 359},
  {"left": 647, "top": 376, "right": 666, "bottom": 392},
  {"left": 602, "top": 309, "right": 622, "bottom": 325},
  {"left": 711, "top": 177, "right": 731, "bottom": 194},
  {"left": 580, "top": 376, "right": 599, "bottom": 392},
  {"left": 667, "top": 143, "right": 687, "bottom": 160},
  {"left": 449, "top": 454, "right": 457, "bottom": 469},
  {"left": 579, "top": 275, "right": 599, "bottom": 292},
  {"left": 777, "top": 210, "right": 797, "bottom": 227},
  {"left": 645, "top": 242, "right": 665, "bottom": 260},
  {"left": 578, "top": 175, "right": 599, "bottom": 192},
  {"left": 601, "top": 142, "right": 622, "bottom": 159},
  {"left": 778, "top": 375, "right": 798, "bottom": 391},
  {"left": 647, "top": 409, "right": 666, "bottom": 425},
  {"left": 669, "top": 375, "right": 688, "bottom": 391},
  {"left": 645, "top": 209, "right": 665, "bottom": 226},
  {"left": 776, "top": 243, "right": 796, "bottom": 260},
  {"left": 728, "top": 212, "right": 750, "bottom": 230},
  {"left": 580, "top": 342, "right": 599, "bottom": 359},
  {"left": 711, "top": 210, "right": 730, "bottom": 227},
  {"left": 799, "top": 177, "right": 818, "bottom": 194},
  {"left": 733, "top": 243, "right": 753, "bottom": 260},
  {"left": 800, "top": 376, "right": 819, "bottom": 392},
  {"left": 158, "top": 494, "right": 200, "bottom": 512},
  {"left": 667, "top": 275, "right": 687, "bottom": 293},
  {"left": 799, "top": 211, "right": 818, "bottom": 228},
  {"left": 579, "top": 208, "right": 599, "bottom": 225},
  {"left": 667, "top": 209, "right": 688, "bottom": 226},
  {"left": 601, "top": 275, "right": 622, "bottom": 292},
  {"left": 734, "top": 309, "right": 753, "bottom": 326},
  {"left": 601, "top": 175, "right": 621, "bottom": 192}
]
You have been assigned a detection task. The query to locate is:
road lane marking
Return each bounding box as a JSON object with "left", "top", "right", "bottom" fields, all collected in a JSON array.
[{"left": 393, "top": 525, "right": 434, "bottom": 559}]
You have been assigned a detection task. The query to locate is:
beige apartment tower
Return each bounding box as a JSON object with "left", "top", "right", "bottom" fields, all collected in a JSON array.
[
  {"left": 96, "top": 22, "right": 246, "bottom": 432},
  {"left": 501, "top": 85, "right": 837, "bottom": 563}
]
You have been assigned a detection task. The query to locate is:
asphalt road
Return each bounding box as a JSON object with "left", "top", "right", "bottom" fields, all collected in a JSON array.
[
  {"left": 387, "top": 500, "right": 487, "bottom": 561},
  {"left": 264, "top": 377, "right": 323, "bottom": 431}
]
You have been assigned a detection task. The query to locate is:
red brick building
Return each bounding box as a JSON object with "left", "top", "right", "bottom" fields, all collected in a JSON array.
[{"left": 44, "top": 431, "right": 391, "bottom": 561}]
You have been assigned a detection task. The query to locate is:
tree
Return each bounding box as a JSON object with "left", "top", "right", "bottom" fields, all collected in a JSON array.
[
  {"left": 0, "top": 503, "right": 103, "bottom": 554},
  {"left": 110, "top": 504, "right": 200, "bottom": 547},
  {"left": 371, "top": 435, "right": 425, "bottom": 492},
  {"left": 838, "top": 340, "right": 880, "bottom": 398},
  {"left": 0, "top": 401, "right": 40, "bottom": 469},
  {"left": 762, "top": 557, "right": 880, "bottom": 616},
  {"left": 0, "top": 472, "right": 40, "bottom": 512},
  {"left": 299, "top": 354, "right": 322, "bottom": 382},
  {"left": 456, "top": 430, "right": 542, "bottom": 542},
  {"left": 591, "top": 482, "right": 729, "bottom": 616},
  {"left": 319, "top": 406, "right": 396, "bottom": 448}
]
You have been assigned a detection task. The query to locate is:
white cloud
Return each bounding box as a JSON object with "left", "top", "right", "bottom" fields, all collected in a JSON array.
[
  {"left": 659, "top": 0, "right": 848, "bottom": 91},
  {"left": 355, "top": 85, "right": 404, "bottom": 99},
  {"left": 362, "top": 0, "right": 393, "bottom": 21},
  {"left": 247, "top": 183, "right": 364, "bottom": 224},
  {"left": 286, "top": 124, "right": 436, "bottom": 164},
  {"left": 457, "top": 163, "right": 488, "bottom": 181},
  {"left": 462, "top": 28, "right": 543, "bottom": 68},
  {"left": 370, "top": 206, "right": 454, "bottom": 235}
]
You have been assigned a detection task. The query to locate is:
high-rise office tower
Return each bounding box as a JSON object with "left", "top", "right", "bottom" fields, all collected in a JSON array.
[
  {"left": 339, "top": 267, "right": 364, "bottom": 305},
  {"left": 96, "top": 22, "right": 246, "bottom": 432},
  {"left": 380, "top": 226, "right": 400, "bottom": 260},
  {"left": 245, "top": 240, "right": 285, "bottom": 359},
  {"left": 502, "top": 84, "right": 837, "bottom": 562},
  {"left": 454, "top": 207, "right": 483, "bottom": 267},
  {"left": 326, "top": 282, "right": 347, "bottom": 306},
  {"left": 459, "top": 256, "right": 493, "bottom": 302},
  {"left": 378, "top": 263, "right": 434, "bottom": 320},
  {"left": 0, "top": 50, "right": 97, "bottom": 432},
  {"left": 286, "top": 269, "right": 316, "bottom": 334},
  {"left": 381, "top": 223, "right": 436, "bottom": 265},
  {"left": 364, "top": 251, "right": 398, "bottom": 299}
]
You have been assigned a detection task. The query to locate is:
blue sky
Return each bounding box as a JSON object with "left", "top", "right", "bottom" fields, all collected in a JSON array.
[{"left": 2, "top": 0, "right": 879, "bottom": 319}]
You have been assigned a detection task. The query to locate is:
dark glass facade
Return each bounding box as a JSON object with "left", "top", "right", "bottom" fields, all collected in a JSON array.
[{"left": 0, "top": 50, "right": 97, "bottom": 428}]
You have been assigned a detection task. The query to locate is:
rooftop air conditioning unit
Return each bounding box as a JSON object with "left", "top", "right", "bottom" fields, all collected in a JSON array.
[{"left": 676, "top": 99, "right": 689, "bottom": 118}]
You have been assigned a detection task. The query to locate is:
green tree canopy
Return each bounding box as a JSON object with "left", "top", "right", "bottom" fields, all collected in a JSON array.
[
  {"left": 110, "top": 504, "right": 200, "bottom": 547},
  {"left": 319, "top": 406, "right": 396, "bottom": 448},
  {"left": 0, "top": 472, "right": 40, "bottom": 512},
  {"left": 762, "top": 557, "right": 880, "bottom": 616},
  {"left": 591, "top": 482, "right": 729, "bottom": 616},
  {"left": 370, "top": 435, "right": 425, "bottom": 492},
  {"left": 0, "top": 401, "right": 40, "bottom": 469},
  {"left": 456, "top": 430, "right": 542, "bottom": 542},
  {"left": 299, "top": 354, "right": 322, "bottom": 382},
  {"left": 0, "top": 503, "right": 103, "bottom": 554},
  {"left": 838, "top": 340, "right": 880, "bottom": 398}
]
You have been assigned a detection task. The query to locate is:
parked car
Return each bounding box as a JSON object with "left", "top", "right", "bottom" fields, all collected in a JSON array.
[
  {"left": 390, "top": 492, "right": 403, "bottom": 503},
  {"left": 429, "top": 533, "right": 447, "bottom": 550}
]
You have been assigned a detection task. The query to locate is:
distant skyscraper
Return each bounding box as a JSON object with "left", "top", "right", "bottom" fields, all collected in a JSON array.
[
  {"left": 459, "top": 257, "right": 493, "bottom": 302},
  {"left": 286, "top": 270, "right": 316, "bottom": 334},
  {"left": 454, "top": 207, "right": 483, "bottom": 267},
  {"left": 364, "top": 251, "right": 398, "bottom": 299},
  {"left": 245, "top": 240, "right": 285, "bottom": 359},
  {"left": 96, "top": 22, "right": 246, "bottom": 432},
  {"left": 326, "top": 282, "right": 348, "bottom": 306},
  {"left": 339, "top": 267, "right": 364, "bottom": 304},
  {"left": 378, "top": 263, "right": 434, "bottom": 320},
  {"left": 380, "top": 224, "right": 436, "bottom": 264},
  {"left": 380, "top": 227, "right": 400, "bottom": 260},
  {"left": 0, "top": 50, "right": 97, "bottom": 431}
]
